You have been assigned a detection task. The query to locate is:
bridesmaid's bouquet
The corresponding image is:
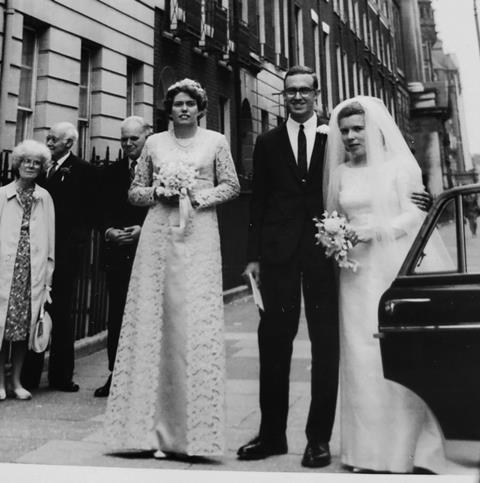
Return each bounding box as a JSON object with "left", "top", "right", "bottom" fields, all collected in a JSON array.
[
  {"left": 153, "top": 160, "right": 197, "bottom": 197},
  {"left": 314, "top": 210, "right": 359, "bottom": 271}
]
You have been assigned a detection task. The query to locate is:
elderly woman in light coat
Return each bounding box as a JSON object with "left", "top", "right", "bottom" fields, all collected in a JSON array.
[{"left": 0, "top": 140, "right": 55, "bottom": 401}]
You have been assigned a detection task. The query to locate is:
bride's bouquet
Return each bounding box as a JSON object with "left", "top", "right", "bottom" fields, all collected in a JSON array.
[
  {"left": 314, "top": 210, "right": 359, "bottom": 271},
  {"left": 153, "top": 159, "right": 197, "bottom": 197}
]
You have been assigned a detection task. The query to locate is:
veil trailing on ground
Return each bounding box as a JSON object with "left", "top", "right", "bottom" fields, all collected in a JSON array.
[{"left": 323, "top": 96, "right": 428, "bottom": 271}]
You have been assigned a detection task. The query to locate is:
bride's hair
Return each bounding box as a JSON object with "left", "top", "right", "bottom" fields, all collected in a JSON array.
[{"left": 337, "top": 102, "right": 365, "bottom": 124}]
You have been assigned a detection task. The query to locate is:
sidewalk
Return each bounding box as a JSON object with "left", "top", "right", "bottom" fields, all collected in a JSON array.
[
  {"left": 0, "top": 295, "right": 476, "bottom": 483},
  {"left": 0, "top": 294, "right": 345, "bottom": 477}
]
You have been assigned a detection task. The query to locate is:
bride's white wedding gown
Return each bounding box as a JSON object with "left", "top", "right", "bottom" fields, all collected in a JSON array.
[{"left": 336, "top": 161, "right": 454, "bottom": 473}]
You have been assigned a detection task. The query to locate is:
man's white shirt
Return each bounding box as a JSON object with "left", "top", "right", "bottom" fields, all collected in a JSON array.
[{"left": 286, "top": 113, "right": 317, "bottom": 169}]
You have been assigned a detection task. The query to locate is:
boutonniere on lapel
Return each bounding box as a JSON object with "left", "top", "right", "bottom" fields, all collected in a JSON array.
[
  {"left": 58, "top": 166, "right": 72, "bottom": 182},
  {"left": 316, "top": 124, "right": 330, "bottom": 135}
]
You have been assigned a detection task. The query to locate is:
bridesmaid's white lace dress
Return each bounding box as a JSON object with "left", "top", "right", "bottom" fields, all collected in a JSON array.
[
  {"left": 103, "top": 127, "right": 240, "bottom": 456},
  {"left": 336, "top": 161, "right": 458, "bottom": 473}
]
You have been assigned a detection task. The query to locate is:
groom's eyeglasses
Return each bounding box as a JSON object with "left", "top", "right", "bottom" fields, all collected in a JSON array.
[{"left": 283, "top": 87, "right": 316, "bottom": 98}]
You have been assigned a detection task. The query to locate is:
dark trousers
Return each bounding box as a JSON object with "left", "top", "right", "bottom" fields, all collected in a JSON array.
[
  {"left": 105, "top": 261, "right": 133, "bottom": 372},
  {"left": 258, "top": 225, "right": 339, "bottom": 445},
  {"left": 22, "top": 246, "right": 81, "bottom": 388}
]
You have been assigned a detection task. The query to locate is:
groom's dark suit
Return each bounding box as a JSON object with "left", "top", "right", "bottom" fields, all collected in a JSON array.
[{"left": 247, "top": 120, "right": 338, "bottom": 446}]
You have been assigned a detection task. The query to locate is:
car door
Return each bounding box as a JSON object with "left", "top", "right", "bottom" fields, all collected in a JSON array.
[{"left": 378, "top": 185, "right": 480, "bottom": 440}]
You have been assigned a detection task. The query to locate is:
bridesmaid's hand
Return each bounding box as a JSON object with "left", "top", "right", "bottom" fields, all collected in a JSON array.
[{"left": 154, "top": 186, "right": 179, "bottom": 206}]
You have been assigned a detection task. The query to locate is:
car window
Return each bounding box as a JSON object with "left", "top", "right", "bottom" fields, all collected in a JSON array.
[
  {"left": 464, "top": 193, "right": 480, "bottom": 272},
  {"left": 414, "top": 197, "right": 457, "bottom": 274}
]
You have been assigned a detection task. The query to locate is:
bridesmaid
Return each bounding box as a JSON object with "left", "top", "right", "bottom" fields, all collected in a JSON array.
[
  {"left": 0, "top": 140, "right": 54, "bottom": 401},
  {"left": 104, "top": 79, "right": 240, "bottom": 458}
]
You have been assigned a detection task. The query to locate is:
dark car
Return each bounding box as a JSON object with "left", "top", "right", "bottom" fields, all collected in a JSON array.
[{"left": 378, "top": 183, "right": 480, "bottom": 440}]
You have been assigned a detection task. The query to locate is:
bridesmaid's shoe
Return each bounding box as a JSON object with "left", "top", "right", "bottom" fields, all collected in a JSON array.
[
  {"left": 13, "top": 387, "right": 32, "bottom": 400},
  {"left": 0, "top": 388, "right": 6, "bottom": 401},
  {"left": 153, "top": 450, "right": 167, "bottom": 459}
]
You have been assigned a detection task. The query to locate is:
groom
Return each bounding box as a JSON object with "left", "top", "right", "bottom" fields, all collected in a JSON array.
[{"left": 237, "top": 65, "right": 338, "bottom": 468}]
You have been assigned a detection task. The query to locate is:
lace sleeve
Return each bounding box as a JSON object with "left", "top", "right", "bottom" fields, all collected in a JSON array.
[
  {"left": 128, "top": 145, "right": 156, "bottom": 207},
  {"left": 193, "top": 135, "right": 240, "bottom": 209}
]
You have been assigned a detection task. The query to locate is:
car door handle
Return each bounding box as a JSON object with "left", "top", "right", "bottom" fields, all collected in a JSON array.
[{"left": 384, "top": 298, "right": 431, "bottom": 315}]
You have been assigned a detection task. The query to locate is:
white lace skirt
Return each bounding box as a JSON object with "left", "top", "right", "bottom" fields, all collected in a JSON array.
[{"left": 103, "top": 204, "right": 226, "bottom": 456}]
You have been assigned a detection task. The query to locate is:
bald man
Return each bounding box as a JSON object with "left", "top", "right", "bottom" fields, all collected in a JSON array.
[{"left": 94, "top": 116, "right": 150, "bottom": 397}]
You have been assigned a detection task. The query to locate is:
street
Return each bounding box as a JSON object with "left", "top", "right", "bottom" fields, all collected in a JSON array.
[{"left": 0, "top": 294, "right": 479, "bottom": 482}]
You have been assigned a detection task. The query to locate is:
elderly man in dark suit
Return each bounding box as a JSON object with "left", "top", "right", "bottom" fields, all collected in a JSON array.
[
  {"left": 22, "top": 122, "right": 97, "bottom": 392},
  {"left": 93, "top": 116, "right": 150, "bottom": 397}
]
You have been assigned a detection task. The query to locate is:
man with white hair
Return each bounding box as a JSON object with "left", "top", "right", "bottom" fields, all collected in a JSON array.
[
  {"left": 93, "top": 116, "right": 150, "bottom": 397},
  {"left": 22, "top": 121, "right": 97, "bottom": 392}
]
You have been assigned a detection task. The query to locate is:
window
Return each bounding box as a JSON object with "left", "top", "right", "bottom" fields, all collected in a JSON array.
[
  {"left": 348, "top": 0, "right": 355, "bottom": 30},
  {"left": 358, "top": 64, "right": 364, "bottom": 94},
  {"left": 126, "top": 59, "right": 142, "bottom": 117},
  {"left": 354, "top": 2, "right": 361, "bottom": 38},
  {"left": 282, "top": 0, "right": 289, "bottom": 60},
  {"left": 336, "top": 46, "right": 344, "bottom": 101},
  {"left": 343, "top": 52, "right": 349, "bottom": 99},
  {"left": 323, "top": 26, "right": 333, "bottom": 112},
  {"left": 240, "top": 0, "right": 248, "bottom": 23},
  {"left": 219, "top": 96, "right": 231, "bottom": 144},
  {"left": 273, "top": 0, "right": 281, "bottom": 56},
  {"left": 294, "top": 6, "right": 304, "bottom": 64},
  {"left": 312, "top": 17, "right": 321, "bottom": 89},
  {"left": 78, "top": 46, "right": 92, "bottom": 159},
  {"left": 16, "top": 27, "right": 37, "bottom": 144},
  {"left": 352, "top": 61, "right": 358, "bottom": 96},
  {"left": 261, "top": 109, "right": 269, "bottom": 133}
]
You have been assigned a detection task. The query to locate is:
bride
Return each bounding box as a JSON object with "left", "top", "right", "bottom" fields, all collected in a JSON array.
[{"left": 323, "top": 96, "right": 462, "bottom": 474}]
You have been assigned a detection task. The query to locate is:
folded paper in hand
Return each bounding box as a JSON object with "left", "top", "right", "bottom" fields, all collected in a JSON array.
[{"left": 248, "top": 272, "right": 264, "bottom": 311}]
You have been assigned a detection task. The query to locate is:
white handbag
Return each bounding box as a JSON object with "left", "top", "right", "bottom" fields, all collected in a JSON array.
[{"left": 32, "top": 304, "right": 52, "bottom": 353}]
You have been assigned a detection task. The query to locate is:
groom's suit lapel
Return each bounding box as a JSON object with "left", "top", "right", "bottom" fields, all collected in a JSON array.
[
  {"left": 308, "top": 127, "right": 327, "bottom": 182},
  {"left": 278, "top": 123, "right": 304, "bottom": 183}
]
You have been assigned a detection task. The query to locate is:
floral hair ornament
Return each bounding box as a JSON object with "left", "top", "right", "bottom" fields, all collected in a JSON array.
[{"left": 167, "top": 78, "right": 204, "bottom": 95}]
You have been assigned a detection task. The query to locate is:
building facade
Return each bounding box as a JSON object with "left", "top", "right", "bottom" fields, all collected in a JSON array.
[{"left": 0, "top": 0, "right": 157, "bottom": 157}]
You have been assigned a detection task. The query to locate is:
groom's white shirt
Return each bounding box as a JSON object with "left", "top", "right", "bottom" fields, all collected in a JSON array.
[{"left": 286, "top": 112, "right": 317, "bottom": 169}]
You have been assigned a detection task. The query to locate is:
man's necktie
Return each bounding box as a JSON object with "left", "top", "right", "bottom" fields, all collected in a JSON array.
[
  {"left": 47, "top": 160, "right": 58, "bottom": 180},
  {"left": 298, "top": 124, "right": 308, "bottom": 179},
  {"left": 129, "top": 159, "right": 137, "bottom": 182}
]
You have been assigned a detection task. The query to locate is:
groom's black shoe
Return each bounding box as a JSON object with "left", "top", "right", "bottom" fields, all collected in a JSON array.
[
  {"left": 237, "top": 436, "right": 288, "bottom": 460},
  {"left": 301, "top": 441, "right": 331, "bottom": 468},
  {"left": 94, "top": 374, "right": 112, "bottom": 398}
]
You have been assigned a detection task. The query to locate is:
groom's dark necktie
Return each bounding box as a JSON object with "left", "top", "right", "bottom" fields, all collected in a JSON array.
[{"left": 298, "top": 124, "right": 308, "bottom": 179}]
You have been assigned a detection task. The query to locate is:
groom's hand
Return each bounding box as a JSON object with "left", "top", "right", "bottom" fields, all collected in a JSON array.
[
  {"left": 243, "top": 261, "right": 261, "bottom": 287},
  {"left": 411, "top": 189, "right": 432, "bottom": 212}
]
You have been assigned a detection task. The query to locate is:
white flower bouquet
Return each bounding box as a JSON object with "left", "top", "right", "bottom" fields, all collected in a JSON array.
[
  {"left": 153, "top": 159, "right": 197, "bottom": 197},
  {"left": 314, "top": 210, "right": 359, "bottom": 271}
]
